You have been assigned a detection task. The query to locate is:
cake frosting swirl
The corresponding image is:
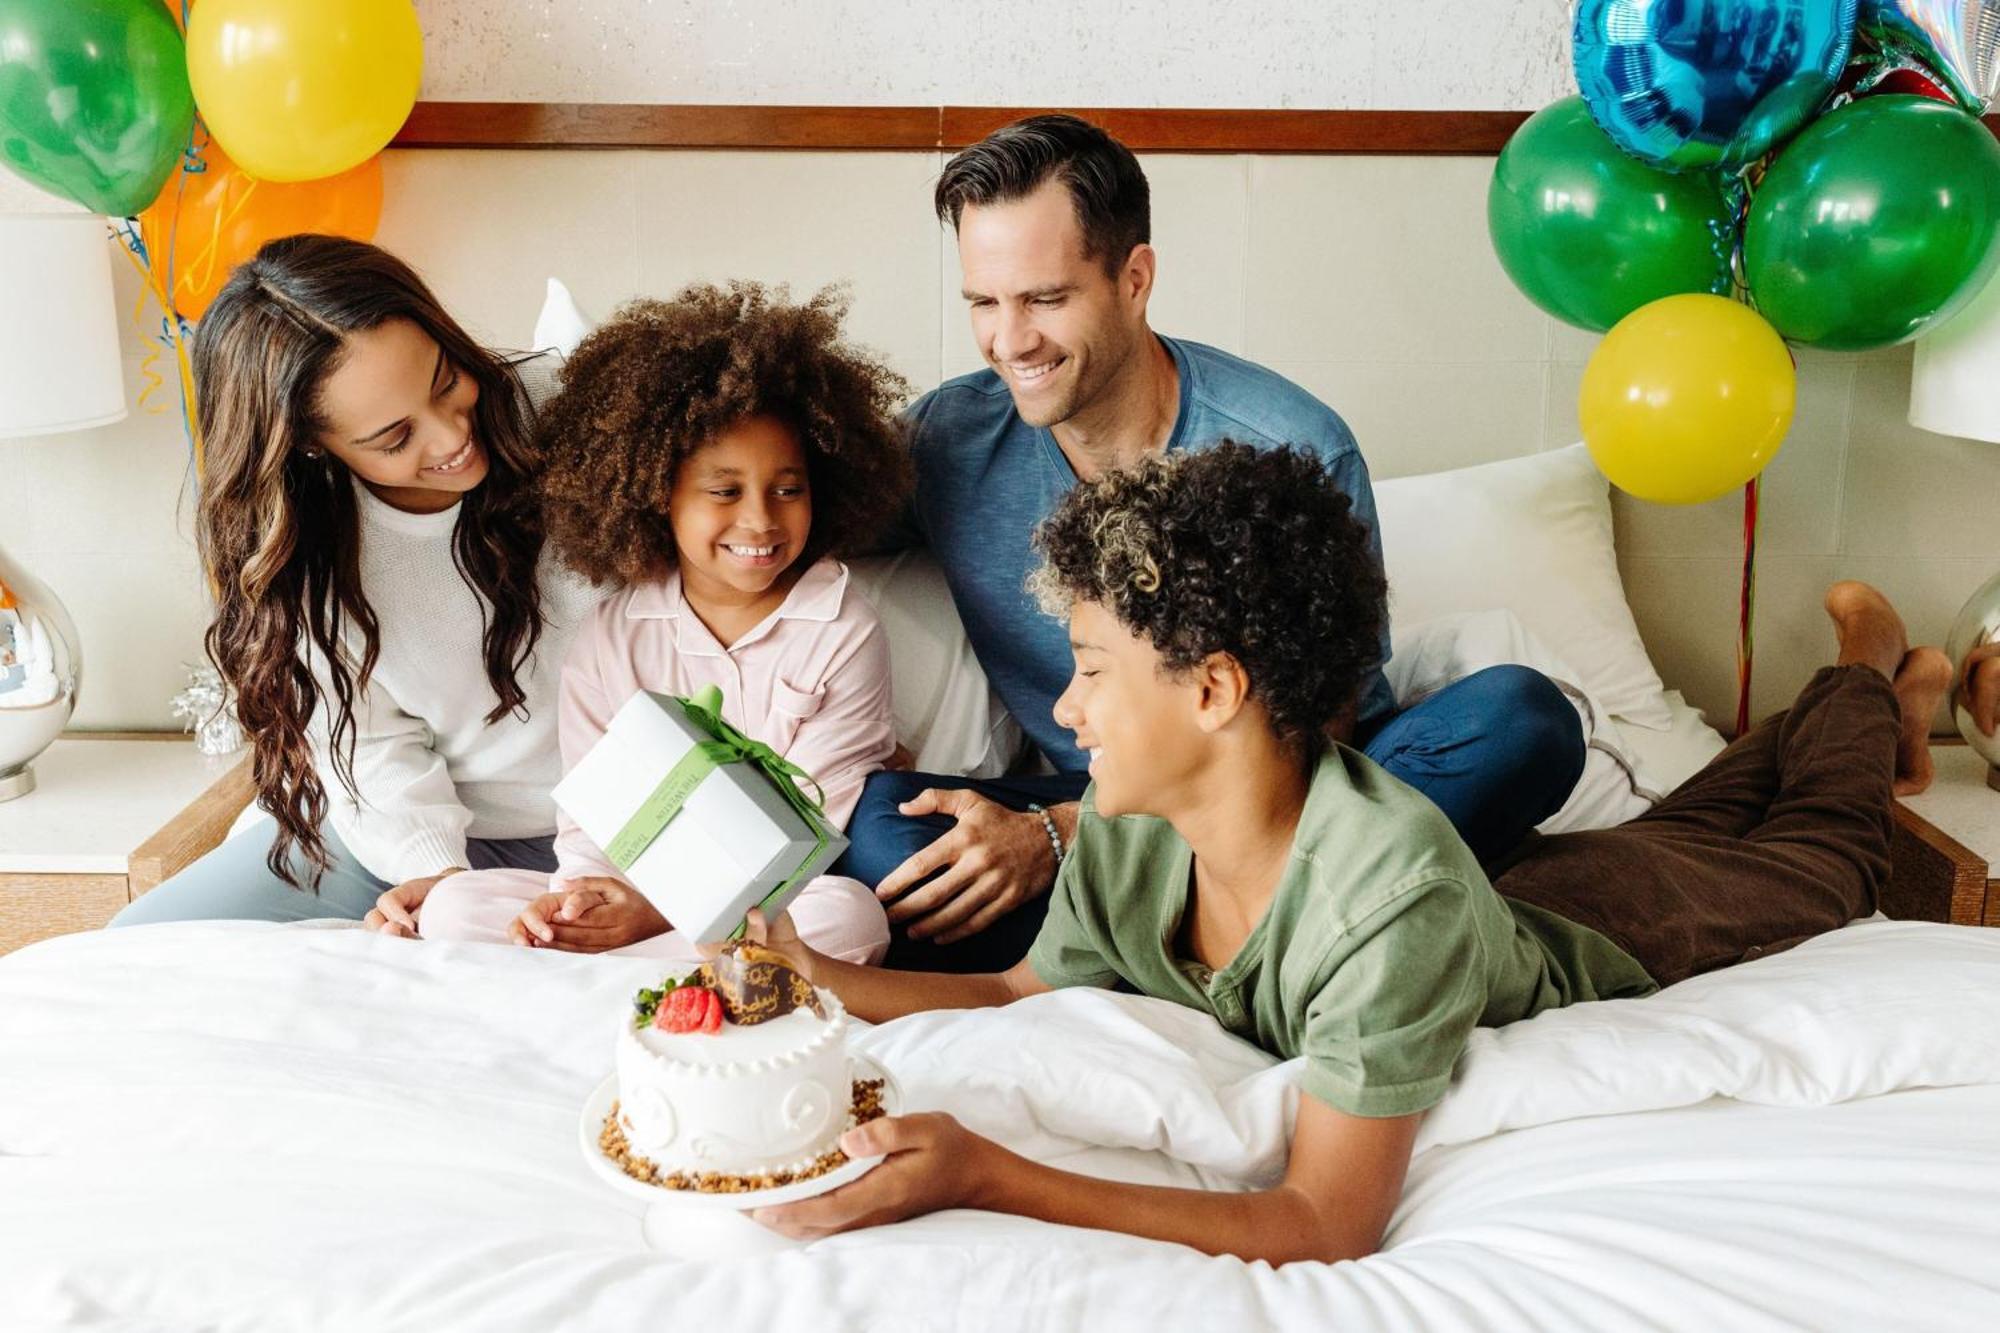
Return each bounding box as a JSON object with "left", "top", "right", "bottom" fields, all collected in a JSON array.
[{"left": 614, "top": 942, "right": 854, "bottom": 1178}]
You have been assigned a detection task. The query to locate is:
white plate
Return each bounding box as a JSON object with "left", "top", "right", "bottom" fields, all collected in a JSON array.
[{"left": 578, "top": 1053, "right": 901, "bottom": 1212}]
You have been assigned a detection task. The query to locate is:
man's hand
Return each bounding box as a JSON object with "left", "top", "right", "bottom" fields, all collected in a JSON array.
[
  {"left": 875, "top": 791, "right": 1064, "bottom": 945},
  {"left": 1964, "top": 641, "right": 2000, "bottom": 738},
  {"left": 508, "top": 876, "right": 668, "bottom": 952},
  {"left": 752, "top": 1113, "right": 989, "bottom": 1240},
  {"left": 362, "top": 867, "right": 464, "bottom": 937}
]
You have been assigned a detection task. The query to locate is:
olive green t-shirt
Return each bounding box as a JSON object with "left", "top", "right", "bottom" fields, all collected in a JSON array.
[{"left": 1026, "top": 746, "right": 1659, "bottom": 1117}]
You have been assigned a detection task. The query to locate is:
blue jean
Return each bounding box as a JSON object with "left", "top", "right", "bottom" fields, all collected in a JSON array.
[
  {"left": 837, "top": 664, "right": 1585, "bottom": 973},
  {"left": 108, "top": 823, "right": 557, "bottom": 927}
]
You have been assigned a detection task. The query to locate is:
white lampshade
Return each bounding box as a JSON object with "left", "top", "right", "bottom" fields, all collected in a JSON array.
[
  {"left": 0, "top": 214, "right": 127, "bottom": 440},
  {"left": 1910, "top": 264, "right": 2000, "bottom": 444}
]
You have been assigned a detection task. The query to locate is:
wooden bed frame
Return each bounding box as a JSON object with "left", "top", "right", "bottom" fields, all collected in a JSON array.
[{"left": 1887, "top": 803, "right": 1996, "bottom": 927}]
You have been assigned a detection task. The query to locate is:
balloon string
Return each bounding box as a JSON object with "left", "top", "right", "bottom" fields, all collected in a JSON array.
[
  {"left": 1735, "top": 474, "right": 1762, "bottom": 737},
  {"left": 112, "top": 230, "right": 172, "bottom": 415}
]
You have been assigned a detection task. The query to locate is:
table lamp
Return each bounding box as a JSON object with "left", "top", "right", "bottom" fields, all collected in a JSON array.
[
  {"left": 0, "top": 214, "right": 126, "bottom": 801},
  {"left": 1911, "top": 265, "right": 2000, "bottom": 789}
]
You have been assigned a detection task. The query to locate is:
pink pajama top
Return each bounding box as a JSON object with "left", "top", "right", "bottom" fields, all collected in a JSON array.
[{"left": 550, "top": 557, "right": 893, "bottom": 890}]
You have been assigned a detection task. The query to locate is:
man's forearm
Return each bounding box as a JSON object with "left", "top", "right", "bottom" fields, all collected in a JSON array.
[{"left": 969, "top": 1142, "right": 1374, "bottom": 1265}]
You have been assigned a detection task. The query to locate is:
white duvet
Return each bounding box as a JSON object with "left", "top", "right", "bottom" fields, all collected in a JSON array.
[{"left": 5, "top": 918, "right": 2000, "bottom": 1332}]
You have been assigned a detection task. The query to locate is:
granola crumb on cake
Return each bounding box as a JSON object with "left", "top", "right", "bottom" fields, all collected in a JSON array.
[{"left": 599, "top": 1078, "right": 886, "bottom": 1193}]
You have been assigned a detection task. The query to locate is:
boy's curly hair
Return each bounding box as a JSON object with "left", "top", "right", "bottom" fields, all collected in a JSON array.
[
  {"left": 535, "top": 282, "right": 912, "bottom": 584},
  {"left": 1030, "top": 442, "right": 1387, "bottom": 754}
]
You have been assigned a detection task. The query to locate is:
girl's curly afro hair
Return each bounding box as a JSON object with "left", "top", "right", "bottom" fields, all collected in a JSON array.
[
  {"left": 1030, "top": 441, "right": 1387, "bottom": 754},
  {"left": 534, "top": 281, "right": 912, "bottom": 584}
]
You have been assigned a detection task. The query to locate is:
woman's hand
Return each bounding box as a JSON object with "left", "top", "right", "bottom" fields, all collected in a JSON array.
[
  {"left": 508, "top": 877, "right": 668, "bottom": 952},
  {"left": 751, "top": 1113, "right": 990, "bottom": 1239},
  {"left": 362, "top": 867, "right": 464, "bottom": 937}
]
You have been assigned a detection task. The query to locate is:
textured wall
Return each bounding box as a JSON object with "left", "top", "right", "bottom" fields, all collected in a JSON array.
[{"left": 413, "top": 0, "right": 1575, "bottom": 109}]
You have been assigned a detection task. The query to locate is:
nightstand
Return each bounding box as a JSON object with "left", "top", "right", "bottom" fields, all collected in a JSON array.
[
  {"left": 1888, "top": 743, "right": 1999, "bottom": 928},
  {"left": 0, "top": 735, "right": 253, "bottom": 955}
]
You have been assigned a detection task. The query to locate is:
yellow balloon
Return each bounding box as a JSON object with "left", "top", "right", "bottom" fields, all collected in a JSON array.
[
  {"left": 1579, "top": 294, "right": 1796, "bottom": 506},
  {"left": 186, "top": 0, "right": 422, "bottom": 183}
]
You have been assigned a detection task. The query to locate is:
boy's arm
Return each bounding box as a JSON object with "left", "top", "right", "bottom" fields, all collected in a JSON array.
[
  {"left": 759, "top": 1091, "right": 1420, "bottom": 1265},
  {"left": 745, "top": 906, "right": 1049, "bottom": 1018}
]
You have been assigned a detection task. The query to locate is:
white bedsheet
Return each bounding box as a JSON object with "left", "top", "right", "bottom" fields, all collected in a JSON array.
[{"left": 5, "top": 919, "right": 2000, "bottom": 1331}]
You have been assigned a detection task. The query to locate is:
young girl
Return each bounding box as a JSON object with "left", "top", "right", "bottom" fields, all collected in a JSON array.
[{"left": 387, "top": 283, "right": 911, "bottom": 963}]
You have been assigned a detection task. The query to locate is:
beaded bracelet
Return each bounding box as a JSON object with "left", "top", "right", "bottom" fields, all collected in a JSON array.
[{"left": 1026, "top": 801, "right": 1066, "bottom": 865}]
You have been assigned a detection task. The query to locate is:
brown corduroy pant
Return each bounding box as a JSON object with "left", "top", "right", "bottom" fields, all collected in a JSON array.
[{"left": 1495, "top": 665, "right": 1896, "bottom": 987}]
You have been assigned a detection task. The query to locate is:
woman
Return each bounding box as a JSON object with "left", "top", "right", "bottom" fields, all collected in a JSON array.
[{"left": 112, "top": 235, "right": 605, "bottom": 926}]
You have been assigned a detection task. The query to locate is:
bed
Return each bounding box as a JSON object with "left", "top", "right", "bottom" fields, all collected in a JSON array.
[
  {"left": 6, "top": 447, "right": 1998, "bottom": 1330},
  {"left": 4, "top": 917, "right": 1999, "bottom": 1329}
]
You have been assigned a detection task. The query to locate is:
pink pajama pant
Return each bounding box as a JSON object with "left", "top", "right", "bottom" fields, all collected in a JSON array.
[{"left": 417, "top": 869, "right": 890, "bottom": 965}]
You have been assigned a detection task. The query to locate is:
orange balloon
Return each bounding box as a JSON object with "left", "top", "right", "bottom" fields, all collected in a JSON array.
[{"left": 138, "top": 136, "right": 383, "bottom": 321}]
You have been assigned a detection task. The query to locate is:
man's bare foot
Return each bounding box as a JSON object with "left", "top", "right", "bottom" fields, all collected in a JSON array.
[
  {"left": 1892, "top": 647, "right": 1952, "bottom": 796},
  {"left": 1825, "top": 580, "right": 1907, "bottom": 681}
]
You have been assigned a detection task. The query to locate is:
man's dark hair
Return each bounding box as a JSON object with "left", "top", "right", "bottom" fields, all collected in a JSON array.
[
  {"left": 1031, "top": 442, "right": 1387, "bottom": 756},
  {"left": 934, "top": 114, "right": 1150, "bottom": 277}
]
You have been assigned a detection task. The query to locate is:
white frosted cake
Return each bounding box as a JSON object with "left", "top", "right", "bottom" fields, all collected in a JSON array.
[{"left": 607, "top": 942, "right": 870, "bottom": 1185}]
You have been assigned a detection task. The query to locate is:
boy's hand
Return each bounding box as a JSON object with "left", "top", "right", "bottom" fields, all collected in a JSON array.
[
  {"left": 876, "top": 791, "right": 1069, "bottom": 945},
  {"left": 508, "top": 877, "right": 668, "bottom": 952},
  {"left": 736, "top": 907, "right": 819, "bottom": 982},
  {"left": 362, "top": 867, "right": 463, "bottom": 937},
  {"left": 751, "top": 1113, "right": 986, "bottom": 1239}
]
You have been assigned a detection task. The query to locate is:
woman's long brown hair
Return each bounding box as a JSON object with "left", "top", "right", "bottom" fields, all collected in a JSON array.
[{"left": 194, "top": 235, "right": 546, "bottom": 887}]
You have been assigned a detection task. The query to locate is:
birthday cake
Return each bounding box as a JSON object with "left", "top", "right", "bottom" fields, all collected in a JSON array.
[{"left": 602, "top": 941, "right": 883, "bottom": 1191}]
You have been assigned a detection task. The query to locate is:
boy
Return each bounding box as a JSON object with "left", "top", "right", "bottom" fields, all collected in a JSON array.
[{"left": 743, "top": 442, "right": 1951, "bottom": 1264}]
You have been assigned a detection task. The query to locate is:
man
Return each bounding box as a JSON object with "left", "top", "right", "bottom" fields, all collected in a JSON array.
[
  {"left": 842, "top": 114, "right": 1584, "bottom": 972},
  {"left": 749, "top": 442, "right": 1948, "bottom": 1263}
]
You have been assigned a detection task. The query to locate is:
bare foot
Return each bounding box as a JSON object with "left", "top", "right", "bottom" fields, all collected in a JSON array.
[
  {"left": 1824, "top": 581, "right": 1907, "bottom": 681},
  {"left": 1892, "top": 646, "right": 1952, "bottom": 796}
]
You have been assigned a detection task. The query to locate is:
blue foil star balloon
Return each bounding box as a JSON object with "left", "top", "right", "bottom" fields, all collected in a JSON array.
[{"left": 1574, "top": 0, "right": 1860, "bottom": 171}]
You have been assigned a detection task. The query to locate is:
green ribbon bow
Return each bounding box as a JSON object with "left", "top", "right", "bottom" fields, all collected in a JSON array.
[{"left": 602, "top": 685, "right": 835, "bottom": 935}]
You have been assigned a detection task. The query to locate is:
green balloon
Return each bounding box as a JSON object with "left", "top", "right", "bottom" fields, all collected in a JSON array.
[
  {"left": 0, "top": 0, "right": 194, "bottom": 216},
  {"left": 1745, "top": 95, "right": 2000, "bottom": 350},
  {"left": 1489, "top": 97, "right": 1734, "bottom": 332}
]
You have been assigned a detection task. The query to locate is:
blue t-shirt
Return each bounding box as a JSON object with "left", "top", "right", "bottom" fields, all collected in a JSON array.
[{"left": 901, "top": 335, "right": 1394, "bottom": 773}]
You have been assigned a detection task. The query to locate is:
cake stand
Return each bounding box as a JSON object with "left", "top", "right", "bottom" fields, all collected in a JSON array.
[{"left": 579, "top": 1053, "right": 901, "bottom": 1257}]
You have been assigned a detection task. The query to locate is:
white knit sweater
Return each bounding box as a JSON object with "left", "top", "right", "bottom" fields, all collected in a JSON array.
[{"left": 312, "top": 354, "right": 608, "bottom": 883}]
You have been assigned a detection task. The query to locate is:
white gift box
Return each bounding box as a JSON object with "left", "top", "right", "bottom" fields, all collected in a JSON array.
[{"left": 551, "top": 688, "right": 847, "bottom": 944}]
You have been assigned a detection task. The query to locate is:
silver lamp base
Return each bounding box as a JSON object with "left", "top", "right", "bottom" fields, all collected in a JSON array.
[
  {"left": 1947, "top": 570, "right": 2000, "bottom": 794},
  {"left": 2, "top": 542, "right": 83, "bottom": 798}
]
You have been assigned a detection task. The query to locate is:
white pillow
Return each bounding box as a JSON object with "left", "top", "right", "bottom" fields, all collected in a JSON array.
[
  {"left": 531, "top": 278, "right": 594, "bottom": 357},
  {"left": 1374, "top": 445, "right": 1674, "bottom": 731},
  {"left": 849, "top": 552, "right": 1022, "bottom": 779},
  {"left": 1387, "top": 609, "right": 1655, "bottom": 833}
]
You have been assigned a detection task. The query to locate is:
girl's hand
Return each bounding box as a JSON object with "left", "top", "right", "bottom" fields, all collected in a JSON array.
[
  {"left": 508, "top": 877, "right": 668, "bottom": 952},
  {"left": 362, "top": 867, "right": 463, "bottom": 937},
  {"left": 751, "top": 1113, "right": 988, "bottom": 1239}
]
